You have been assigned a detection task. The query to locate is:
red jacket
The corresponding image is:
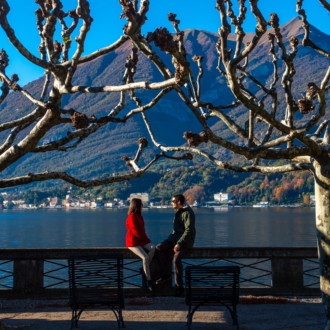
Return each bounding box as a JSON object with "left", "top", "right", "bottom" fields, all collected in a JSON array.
[{"left": 126, "top": 213, "right": 151, "bottom": 247}]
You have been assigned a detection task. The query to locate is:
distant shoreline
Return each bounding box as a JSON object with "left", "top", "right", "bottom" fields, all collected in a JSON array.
[{"left": 0, "top": 204, "right": 314, "bottom": 211}]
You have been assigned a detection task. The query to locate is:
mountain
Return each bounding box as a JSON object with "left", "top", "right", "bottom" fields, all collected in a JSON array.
[{"left": 1, "top": 17, "right": 330, "bottom": 187}]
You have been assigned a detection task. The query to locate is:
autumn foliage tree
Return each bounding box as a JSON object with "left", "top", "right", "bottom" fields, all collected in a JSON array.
[
  {"left": 183, "top": 185, "right": 205, "bottom": 205},
  {"left": 1, "top": 0, "right": 330, "bottom": 324},
  {"left": 304, "top": 194, "right": 310, "bottom": 205}
]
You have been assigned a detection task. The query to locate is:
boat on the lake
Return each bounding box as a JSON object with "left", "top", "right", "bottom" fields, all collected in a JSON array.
[{"left": 253, "top": 202, "right": 269, "bottom": 208}]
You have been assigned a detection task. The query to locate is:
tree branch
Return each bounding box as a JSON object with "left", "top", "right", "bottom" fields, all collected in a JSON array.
[
  {"left": 0, "top": 80, "right": 9, "bottom": 105},
  {"left": 142, "top": 108, "right": 310, "bottom": 162},
  {"left": 297, "top": 1, "right": 330, "bottom": 58},
  {"left": 63, "top": 78, "right": 176, "bottom": 94},
  {"left": 62, "top": 35, "right": 129, "bottom": 67},
  {"left": 0, "top": 0, "right": 58, "bottom": 71},
  {"left": 0, "top": 106, "right": 44, "bottom": 133},
  {"left": 64, "top": 0, "right": 93, "bottom": 86},
  {"left": 0, "top": 154, "right": 160, "bottom": 189},
  {"left": 0, "top": 109, "right": 61, "bottom": 173},
  {"left": 229, "top": 0, "right": 268, "bottom": 67},
  {"left": 0, "top": 71, "right": 48, "bottom": 108},
  {"left": 223, "top": 162, "right": 313, "bottom": 173}
]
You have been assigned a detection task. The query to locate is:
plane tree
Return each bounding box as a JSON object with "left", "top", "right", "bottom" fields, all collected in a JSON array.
[{"left": 1, "top": 0, "right": 330, "bottom": 326}]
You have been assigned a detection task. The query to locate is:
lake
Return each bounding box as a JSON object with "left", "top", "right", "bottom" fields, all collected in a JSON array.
[
  {"left": 0, "top": 207, "right": 318, "bottom": 289},
  {"left": 0, "top": 207, "right": 317, "bottom": 248}
]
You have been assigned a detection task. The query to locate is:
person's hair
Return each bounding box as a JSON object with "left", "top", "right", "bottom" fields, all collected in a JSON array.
[
  {"left": 128, "top": 198, "right": 142, "bottom": 215},
  {"left": 172, "top": 194, "right": 185, "bottom": 205}
]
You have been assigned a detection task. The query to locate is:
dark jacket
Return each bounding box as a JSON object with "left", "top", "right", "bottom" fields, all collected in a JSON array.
[{"left": 167, "top": 206, "right": 196, "bottom": 249}]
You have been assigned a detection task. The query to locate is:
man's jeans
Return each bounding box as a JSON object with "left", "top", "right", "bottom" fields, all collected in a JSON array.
[{"left": 156, "top": 240, "right": 189, "bottom": 288}]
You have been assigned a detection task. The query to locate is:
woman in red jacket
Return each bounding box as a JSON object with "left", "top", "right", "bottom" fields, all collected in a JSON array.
[{"left": 126, "top": 198, "right": 155, "bottom": 291}]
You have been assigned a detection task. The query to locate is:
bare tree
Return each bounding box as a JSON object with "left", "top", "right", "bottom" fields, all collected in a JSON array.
[{"left": 1, "top": 0, "right": 330, "bottom": 325}]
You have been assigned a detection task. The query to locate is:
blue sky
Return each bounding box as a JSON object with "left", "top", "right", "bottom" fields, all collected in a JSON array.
[{"left": 1, "top": 0, "right": 328, "bottom": 86}]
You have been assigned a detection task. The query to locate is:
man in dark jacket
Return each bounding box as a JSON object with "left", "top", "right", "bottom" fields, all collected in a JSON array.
[{"left": 155, "top": 194, "right": 196, "bottom": 297}]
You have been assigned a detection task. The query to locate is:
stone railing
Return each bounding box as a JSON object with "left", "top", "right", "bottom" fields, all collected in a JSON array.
[{"left": 0, "top": 247, "right": 320, "bottom": 299}]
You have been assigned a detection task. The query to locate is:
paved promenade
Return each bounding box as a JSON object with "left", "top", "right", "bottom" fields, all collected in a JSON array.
[{"left": 0, "top": 296, "right": 325, "bottom": 329}]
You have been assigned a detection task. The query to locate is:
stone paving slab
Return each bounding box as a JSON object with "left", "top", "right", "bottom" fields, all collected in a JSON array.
[{"left": 0, "top": 297, "right": 325, "bottom": 330}]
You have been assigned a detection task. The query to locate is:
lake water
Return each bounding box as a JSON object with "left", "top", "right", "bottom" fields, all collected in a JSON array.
[
  {"left": 0, "top": 207, "right": 319, "bottom": 288},
  {"left": 0, "top": 207, "right": 317, "bottom": 248}
]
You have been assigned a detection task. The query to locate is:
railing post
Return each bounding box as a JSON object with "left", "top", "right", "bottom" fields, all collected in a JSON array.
[
  {"left": 271, "top": 258, "right": 304, "bottom": 290},
  {"left": 13, "top": 259, "right": 44, "bottom": 295}
]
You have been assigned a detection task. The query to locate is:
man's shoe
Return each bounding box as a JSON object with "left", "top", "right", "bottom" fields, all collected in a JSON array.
[
  {"left": 146, "top": 280, "right": 153, "bottom": 291},
  {"left": 173, "top": 287, "right": 185, "bottom": 297},
  {"left": 155, "top": 275, "right": 171, "bottom": 284}
]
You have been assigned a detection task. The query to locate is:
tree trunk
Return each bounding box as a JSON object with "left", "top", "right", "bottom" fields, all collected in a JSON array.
[{"left": 314, "top": 160, "right": 330, "bottom": 329}]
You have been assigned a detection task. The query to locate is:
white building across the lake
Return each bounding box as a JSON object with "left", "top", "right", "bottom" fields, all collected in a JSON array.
[
  {"left": 130, "top": 193, "right": 150, "bottom": 203},
  {"left": 310, "top": 195, "right": 315, "bottom": 204},
  {"left": 214, "top": 193, "right": 232, "bottom": 202}
]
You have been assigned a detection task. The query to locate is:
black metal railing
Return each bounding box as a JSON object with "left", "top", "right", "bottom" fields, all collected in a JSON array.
[
  {"left": 0, "top": 260, "right": 13, "bottom": 289},
  {"left": 0, "top": 247, "right": 320, "bottom": 298}
]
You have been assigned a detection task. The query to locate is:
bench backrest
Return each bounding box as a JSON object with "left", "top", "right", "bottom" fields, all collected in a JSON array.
[
  {"left": 185, "top": 266, "right": 240, "bottom": 305},
  {"left": 68, "top": 253, "right": 124, "bottom": 307}
]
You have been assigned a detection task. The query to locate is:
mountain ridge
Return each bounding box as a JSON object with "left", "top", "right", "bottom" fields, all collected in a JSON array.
[{"left": 1, "top": 17, "right": 330, "bottom": 188}]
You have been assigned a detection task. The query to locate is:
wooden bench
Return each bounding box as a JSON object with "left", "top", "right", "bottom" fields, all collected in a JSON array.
[
  {"left": 185, "top": 266, "right": 240, "bottom": 330},
  {"left": 68, "top": 253, "right": 125, "bottom": 329}
]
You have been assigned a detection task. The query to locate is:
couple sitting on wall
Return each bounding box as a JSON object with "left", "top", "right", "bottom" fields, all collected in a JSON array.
[{"left": 125, "top": 194, "right": 196, "bottom": 297}]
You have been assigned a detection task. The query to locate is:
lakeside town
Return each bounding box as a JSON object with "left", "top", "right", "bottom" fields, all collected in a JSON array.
[{"left": 0, "top": 190, "right": 316, "bottom": 210}]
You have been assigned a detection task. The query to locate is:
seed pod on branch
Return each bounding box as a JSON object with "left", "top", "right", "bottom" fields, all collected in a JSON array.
[
  {"left": 8, "top": 74, "right": 20, "bottom": 92},
  {"left": 147, "top": 27, "right": 189, "bottom": 86},
  {"left": 183, "top": 131, "right": 209, "bottom": 147},
  {"left": 121, "top": 156, "right": 132, "bottom": 167},
  {"left": 168, "top": 13, "right": 180, "bottom": 25},
  {"left": 68, "top": 9, "right": 78, "bottom": 19},
  {"left": 146, "top": 27, "right": 176, "bottom": 53},
  {"left": 137, "top": 137, "right": 148, "bottom": 148},
  {"left": 289, "top": 36, "right": 299, "bottom": 48},
  {"left": 192, "top": 55, "right": 204, "bottom": 63},
  {"left": 71, "top": 112, "right": 89, "bottom": 129},
  {"left": 267, "top": 13, "right": 282, "bottom": 39},
  {"left": 119, "top": 0, "right": 135, "bottom": 20},
  {"left": 298, "top": 97, "right": 316, "bottom": 114},
  {"left": 11, "top": 74, "right": 19, "bottom": 83},
  {"left": 0, "top": 48, "right": 9, "bottom": 71}
]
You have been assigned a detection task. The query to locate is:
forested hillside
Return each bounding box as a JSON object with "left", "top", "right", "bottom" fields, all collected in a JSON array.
[
  {"left": 1, "top": 17, "right": 330, "bottom": 187},
  {"left": 21, "top": 165, "right": 314, "bottom": 206}
]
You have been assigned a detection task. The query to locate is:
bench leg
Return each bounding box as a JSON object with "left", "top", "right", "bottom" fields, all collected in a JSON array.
[
  {"left": 186, "top": 304, "right": 191, "bottom": 326},
  {"left": 119, "top": 308, "right": 125, "bottom": 328},
  {"left": 233, "top": 305, "right": 239, "bottom": 330},
  {"left": 70, "top": 310, "right": 75, "bottom": 330},
  {"left": 71, "top": 310, "right": 81, "bottom": 329},
  {"left": 187, "top": 304, "right": 200, "bottom": 330},
  {"left": 70, "top": 309, "right": 79, "bottom": 329},
  {"left": 111, "top": 307, "right": 121, "bottom": 329}
]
